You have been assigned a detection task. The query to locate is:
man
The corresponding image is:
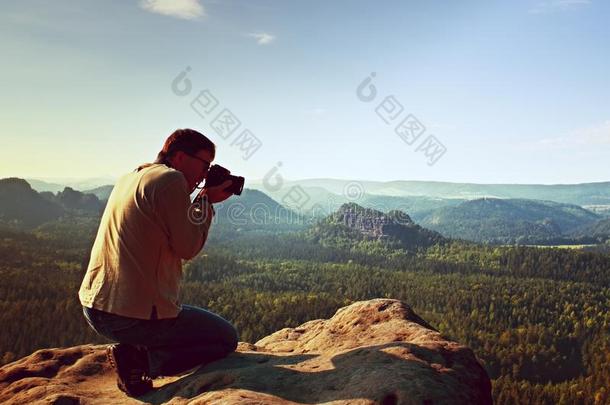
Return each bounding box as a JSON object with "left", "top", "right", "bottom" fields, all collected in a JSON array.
[{"left": 79, "top": 128, "right": 238, "bottom": 396}]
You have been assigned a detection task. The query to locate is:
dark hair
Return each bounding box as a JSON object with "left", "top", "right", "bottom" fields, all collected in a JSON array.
[{"left": 155, "top": 128, "right": 215, "bottom": 166}]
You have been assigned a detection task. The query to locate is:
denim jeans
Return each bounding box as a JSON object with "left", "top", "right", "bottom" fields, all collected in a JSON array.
[{"left": 82, "top": 305, "right": 238, "bottom": 378}]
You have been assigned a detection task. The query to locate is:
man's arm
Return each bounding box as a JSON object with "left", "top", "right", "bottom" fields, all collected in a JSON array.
[
  {"left": 190, "top": 191, "right": 215, "bottom": 254},
  {"left": 156, "top": 175, "right": 214, "bottom": 260}
]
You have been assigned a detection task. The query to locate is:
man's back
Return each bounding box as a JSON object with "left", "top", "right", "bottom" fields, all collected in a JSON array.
[{"left": 78, "top": 164, "right": 213, "bottom": 320}]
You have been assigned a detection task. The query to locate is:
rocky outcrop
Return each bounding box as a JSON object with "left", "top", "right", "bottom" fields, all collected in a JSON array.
[
  {"left": 0, "top": 178, "right": 65, "bottom": 228},
  {"left": 0, "top": 299, "right": 492, "bottom": 404},
  {"left": 338, "top": 203, "right": 414, "bottom": 239},
  {"left": 312, "top": 203, "right": 446, "bottom": 249}
]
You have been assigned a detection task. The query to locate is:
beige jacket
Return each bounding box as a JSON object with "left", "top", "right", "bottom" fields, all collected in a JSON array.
[{"left": 78, "top": 163, "right": 214, "bottom": 319}]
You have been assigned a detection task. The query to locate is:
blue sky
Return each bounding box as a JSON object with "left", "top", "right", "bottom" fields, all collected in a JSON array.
[{"left": 1, "top": 0, "right": 609, "bottom": 184}]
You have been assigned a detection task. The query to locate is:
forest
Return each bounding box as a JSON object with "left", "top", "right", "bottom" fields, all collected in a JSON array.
[{"left": 0, "top": 213, "right": 609, "bottom": 405}]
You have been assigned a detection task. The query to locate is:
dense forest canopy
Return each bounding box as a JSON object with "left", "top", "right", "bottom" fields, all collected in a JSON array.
[{"left": 0, "top": 180, "right": 609, "bottom": 404}]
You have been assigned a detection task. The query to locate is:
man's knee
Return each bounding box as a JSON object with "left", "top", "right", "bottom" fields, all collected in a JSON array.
[{"left": 225, "top": 325, "right": 238, "bottom": 353}]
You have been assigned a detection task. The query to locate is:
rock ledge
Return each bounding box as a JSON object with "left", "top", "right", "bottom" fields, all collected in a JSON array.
[{"left": 0, "top": 299, "right": 492, "bottom": 404}]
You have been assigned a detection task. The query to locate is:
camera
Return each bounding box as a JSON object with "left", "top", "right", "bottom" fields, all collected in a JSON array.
[{"left": 204, "top": 164, "right": 245, "bottom": 195}]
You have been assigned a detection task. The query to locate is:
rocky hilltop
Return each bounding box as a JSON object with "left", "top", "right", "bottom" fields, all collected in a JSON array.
[
  {"left": 0, "top": 299, "right": 492, "bottom": 404},
  {"left": 309, "top": 203, "right": 445, "bottom": 249}
]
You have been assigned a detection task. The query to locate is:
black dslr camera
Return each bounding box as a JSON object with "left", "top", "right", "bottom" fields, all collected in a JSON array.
[{"left": 204, "top": 164, "right": 244, "bottom": 195}]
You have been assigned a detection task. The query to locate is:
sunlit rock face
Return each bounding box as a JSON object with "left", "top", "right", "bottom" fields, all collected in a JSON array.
[{"left": 0, "top": 299, "right": 492, "bottom": 405}]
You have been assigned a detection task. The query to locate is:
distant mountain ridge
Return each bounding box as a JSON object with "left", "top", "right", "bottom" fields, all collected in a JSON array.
[
  {"left": 3, "top": 177, "right": 609, "bottom": 245},
  {"left": 26, "top": 177, "right": 116, "bottom": 193},
  {"left": 418, "top": 198, "right": 601, "bottom": 244},
  {"left": 2, "top": 178, "right": 302, "bottom": 233},
  {"left": 83, "top": 185, "right": 114, "bottom": 200},
  {"left": 25, "top": 176, "right": 610, "bottom": 208},
  {"left": 0, "top": 178, "right": 65, "bottom": 229},
  {"left": 0, "top": 178, "right": 103, "bottom": 230},
  {"left": 249, "top": 178, "right": 610, "bottom": 206},
  {"left": 213, "top": 189, "right": 305, "bottom": 232}
]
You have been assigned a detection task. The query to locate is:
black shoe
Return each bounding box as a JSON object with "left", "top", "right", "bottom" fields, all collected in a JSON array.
[{"left": 106, "top": 344, "right": 153, "bottom": 396}]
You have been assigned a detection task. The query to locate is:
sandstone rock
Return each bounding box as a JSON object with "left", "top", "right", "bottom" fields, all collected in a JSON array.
[{"left": 0, "top": 299, "right": 492, "bottom": 404}]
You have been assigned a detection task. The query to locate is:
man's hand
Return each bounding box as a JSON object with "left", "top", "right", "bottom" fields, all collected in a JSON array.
[{"left": 202, "top": 180, "right": 233, "bottom": 204}]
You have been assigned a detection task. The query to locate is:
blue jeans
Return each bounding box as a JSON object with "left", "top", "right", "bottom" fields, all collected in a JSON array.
[{"left": 82, "top": 305, "right": 238, "bottom": 378}]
